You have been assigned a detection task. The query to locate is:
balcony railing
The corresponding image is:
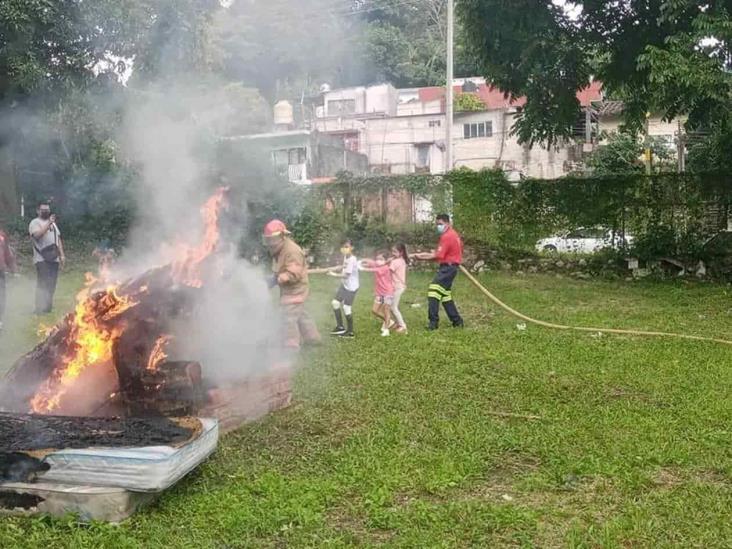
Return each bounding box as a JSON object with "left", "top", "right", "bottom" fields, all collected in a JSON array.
[{"left": 288, "top": 163, "right": 307, "bottom": 183}]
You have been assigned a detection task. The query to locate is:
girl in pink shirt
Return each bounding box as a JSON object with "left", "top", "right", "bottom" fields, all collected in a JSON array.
[
  {"left": 360, "top": 251, "right": 394, "bottom": 337},
  {"left": 389, "top": 243, "right": 409, "bottom": 333}
]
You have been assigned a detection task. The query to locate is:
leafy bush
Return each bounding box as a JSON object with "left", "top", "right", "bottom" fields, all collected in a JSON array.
[
  {"left": 454, "top": 93, "right": 486, "bottom": 112},
  {"left": 451, "top": 169, "right": 732, "bottom": 262}
]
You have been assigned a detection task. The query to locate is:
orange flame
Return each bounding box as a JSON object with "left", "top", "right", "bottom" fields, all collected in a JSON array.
[
  {"left": 29, "top": 285, "right": 139, "bottom": 414},
  {"left": 28, "top": 188, "right": 229, "bottom": 415},
  {"left": 171, "top": 187, "right": 228, "bottom": 287},
  {"left": 147, "top": 335, "right": 172, "bottom": 371}
]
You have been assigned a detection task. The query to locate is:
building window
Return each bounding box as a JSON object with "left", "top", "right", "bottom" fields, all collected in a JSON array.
[
  {"left": 463, "top": 121, "right": 493, "bottom": 139},
  {"left": 288, "top": 147, "right": 306, "bottom": 165},
  {"left": 414, "top": 144, "right": 430, "bottom": 173},
  {"left": 327, "top": 99, "right": 356, "bottom": 116},
  {"left": 429, "top": 120, "right": 441, "bottom": 128}
]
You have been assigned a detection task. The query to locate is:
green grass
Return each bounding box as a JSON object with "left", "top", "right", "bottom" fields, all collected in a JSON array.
[{"left": 1, "top": 270, "right": 731, "bottom": 548}]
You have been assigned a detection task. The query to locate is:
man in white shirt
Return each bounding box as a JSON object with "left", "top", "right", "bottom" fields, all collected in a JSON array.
[{"left": 29, "top": 202, "right": 66, "bottom": 314}]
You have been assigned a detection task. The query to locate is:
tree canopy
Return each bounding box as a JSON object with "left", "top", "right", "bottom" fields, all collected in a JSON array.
[{"left": 459, "top": 1, "right": 732, "bottom": 145}]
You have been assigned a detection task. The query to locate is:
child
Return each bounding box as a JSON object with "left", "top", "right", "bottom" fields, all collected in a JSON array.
[
  {"left": 327, "top": 239, "right": 359, "bottom": 338},
  {"left": 360, "top": 251, "right": 395, "bottom": 337},
  {"left": 389, "top": 243, "right": 409, "bottom": 334}
]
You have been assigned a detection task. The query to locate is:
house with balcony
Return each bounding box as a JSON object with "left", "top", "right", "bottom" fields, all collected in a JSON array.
[
  {"left": 312, "top": 78, "right": 604, "bottom": 180},
  {"left": 221, "top": 129, "right": 368, "bottom": 185}
]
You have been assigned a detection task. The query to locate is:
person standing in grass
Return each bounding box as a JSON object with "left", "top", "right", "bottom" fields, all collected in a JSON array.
[
  {"left": 327, "top": 239, "right": 359, "bottom": 338},
  {"left": 360, "top": 251, "right": 395, "bottom": 337},
  {"left": 411, "top": 213, "right": 464, "bottom": 330},
  {"left": 0, "top": 228, "right": 18, "bottom": 332},
  {"left": 389, "top": 243, "right": 409, "bottom": 334},
  {"left": 29, "top": 201, "right": 65, "bottom": 314},
  {"left": 263, "top": 219, "right": 321, "bottom": 349}
]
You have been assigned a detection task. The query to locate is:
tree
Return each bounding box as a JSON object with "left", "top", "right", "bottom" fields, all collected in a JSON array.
[
  {"left": 585, "top": 133, "right": 675, "bottom": 176},
  {"left": 454, "top": 93, "right": 486, "bottom": 112},
  {"left": 0, "top": 0, "right": 224, "bottom": 220},
  {"left": 358, "top": 0, "right": 481, "bottom": 87},
  {"left": 211, "top": 0, "right": 359, "bottom": 101},
  {"left": 458, "top": 1, "right": 732, "bottom": 146}
]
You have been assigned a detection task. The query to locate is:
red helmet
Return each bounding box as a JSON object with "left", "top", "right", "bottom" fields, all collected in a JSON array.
[{"left": 263, "top": 219, "right": 290, "bottom": 238}]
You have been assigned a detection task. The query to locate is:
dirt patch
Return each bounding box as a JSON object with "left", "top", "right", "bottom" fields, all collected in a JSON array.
[
  {"left": 652, "top": 467, "right": 730, "bottom": 490},
  {"left": 607, "top": 386, "right": 668, "bottom": 408},
  {"left": 325, "top": 504, "right": 396, "bottom": 545}
]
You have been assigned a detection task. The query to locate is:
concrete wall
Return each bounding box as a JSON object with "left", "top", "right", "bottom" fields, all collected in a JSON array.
[
  {"left": 363, "top": 114, "right": 446, "bottom": 174},
  {"left": 316, "top": 101, "right": 576, "bottom": 178},
  {"left": 453, "top": 111, "right": 572, "bottom": 179},
  {"left": 322, "top": 84, "right": 397, "bottom": 117},
  {"left": 361, "top": 189, "right": 414, "bottom": 225},
  {"left": 313, "top": 144, "right": 368, "bottom": 177},
  {"left": 599, "top": 115, "right": 686, "bottom": 140},
  {"left": 397, "top": 99, "right": 442, "bottom": 116}
]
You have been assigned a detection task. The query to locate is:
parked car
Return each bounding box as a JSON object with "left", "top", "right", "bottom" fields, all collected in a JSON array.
[{"left": 536, "top": 227, "right": 633, "bottom": 254}]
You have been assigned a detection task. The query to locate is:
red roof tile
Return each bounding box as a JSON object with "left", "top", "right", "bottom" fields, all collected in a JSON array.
[{"left": 414, "top": 80, "right": 603, "bottom": 110}]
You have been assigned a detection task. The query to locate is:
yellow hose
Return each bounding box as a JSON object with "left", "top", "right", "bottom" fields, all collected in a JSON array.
[{"left": 459, "top": 265, "right": 732, "bottom": 347}]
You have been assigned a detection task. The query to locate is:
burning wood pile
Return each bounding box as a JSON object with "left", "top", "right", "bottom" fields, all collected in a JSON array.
[{"left": 0, "top": 187, "right": 291, "bottom": 426}]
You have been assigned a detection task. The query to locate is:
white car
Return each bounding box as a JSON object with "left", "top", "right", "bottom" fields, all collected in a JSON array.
[{"left": 536, "top": 228, "right": 633, "bottom": 254}]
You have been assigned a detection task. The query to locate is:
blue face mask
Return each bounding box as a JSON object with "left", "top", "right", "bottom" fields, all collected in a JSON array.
[{"left": 436, "top": 223, "right": 447, "bottom": 234}]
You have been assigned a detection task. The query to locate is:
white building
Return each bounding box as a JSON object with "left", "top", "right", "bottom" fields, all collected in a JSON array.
[
  {"left": 313, "top": 79, "right": 603, "bottom": 179},
  {"left": 594, "top": 100, "right": 686, "bottom": 148}
]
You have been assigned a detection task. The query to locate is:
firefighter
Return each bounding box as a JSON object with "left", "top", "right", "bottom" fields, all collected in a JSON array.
[
  {"left": 411, "top": 213, "right": 465, "bottom": 330},
  {"left": 263, "top": 219, "right": 321, "bottom": 348}
]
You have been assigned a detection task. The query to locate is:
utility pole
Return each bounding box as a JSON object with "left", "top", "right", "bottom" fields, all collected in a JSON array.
[
  {"left": 644, "top": 111, "right": 652, "bottom": 175},
  {"left": 677, "top": 119, "right": 686, "bottom": 173},
  {"left": 445, "top": 0, "right": 454, "bottom": 173}
]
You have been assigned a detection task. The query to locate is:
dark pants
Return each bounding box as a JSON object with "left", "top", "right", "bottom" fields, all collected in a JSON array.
[
  {"left": 35, "top": 261, "right": 59, "bottom": 314},
  {"left": 0, "top": 272, "right": 5, "bottom": 323},
  {"left": 428, "top": 264, "right": 463, "bottom": 328}
]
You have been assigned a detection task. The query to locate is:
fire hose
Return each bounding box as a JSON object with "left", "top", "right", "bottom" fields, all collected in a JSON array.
[
  {"left": 458, "top": 265, "right": 732, "bottom": 346},
  {"left": 309, "top": 264, "right": 732, "bottom": 346}
]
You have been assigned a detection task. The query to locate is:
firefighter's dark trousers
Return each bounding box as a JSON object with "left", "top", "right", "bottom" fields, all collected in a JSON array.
[{"left": 428, "top": 264, "right": 463, "bottom": 328}]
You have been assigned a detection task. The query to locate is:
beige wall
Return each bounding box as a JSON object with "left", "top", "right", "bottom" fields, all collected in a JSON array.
[
  {"left": 363, "top": 114, "right": 446, "bottom": 174},
  {"left": 316, "top": 105, "right": 576, "bottom": 179},
  {"left": 453, "top": 111, "right": 572, "bottom": 179},
  {"left": 322, "top": 84, "right": 397, "bottom": 117},
  {"left": 599, "top": 115, "right": 686, "bottom": 140}
]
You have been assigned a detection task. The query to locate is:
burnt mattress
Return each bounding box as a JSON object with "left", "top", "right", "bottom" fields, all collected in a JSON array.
[{"left": 0, "top": 414, "right": 218, "bottom": 492}]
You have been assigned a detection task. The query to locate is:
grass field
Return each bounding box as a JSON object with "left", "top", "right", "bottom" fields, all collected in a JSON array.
[{"left": 1, "top": 268, "right": 731, "bottom": 548}]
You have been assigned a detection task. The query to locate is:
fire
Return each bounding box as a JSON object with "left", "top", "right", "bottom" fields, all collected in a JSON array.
[
  {"left": 147, "top": 335, "right": 172, "bottom": 371},
  {"left": 29, "top": 285, "right": 140, "bottom": 414},
  {"left": 172, "top": 187, "right": 228, "bottom": 287},
  {"left": 28, "top": 188, "right": 229, "bottom": 415}
]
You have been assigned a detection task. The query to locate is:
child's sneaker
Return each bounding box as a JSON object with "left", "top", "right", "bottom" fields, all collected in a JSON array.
[
  {"left": 395, "top": 326, "right": 408, "bottom": 334},
  {"left": 380, "top": 328, "right": 390, "bottom": 337},
  {"left": 330, "top": 326, "right": 346, "bottom": 336},
  {"left": 340, "top": 331, "right": 355, "bottom": 338}
]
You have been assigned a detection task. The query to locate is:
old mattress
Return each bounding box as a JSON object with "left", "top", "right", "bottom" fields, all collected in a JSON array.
[
  {"left": 33, "top": 417, "right": 219, "bottom": 492},
  {"left": 0, "top": 482, "right": 156, "bottom": 522}
]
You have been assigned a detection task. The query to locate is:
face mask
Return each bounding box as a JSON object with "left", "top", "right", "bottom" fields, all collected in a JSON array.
[
  {"left": 340, "top": 247, "right": 352, "bottom": 256},
  {"left": 436, "top": 224, "right": 447, "bottom": 234},
  {"left": 40, "top": 211, "right": 51, "bottom": 220}
]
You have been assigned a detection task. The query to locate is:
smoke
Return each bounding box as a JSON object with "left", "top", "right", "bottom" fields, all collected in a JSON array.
[
  {"left": 107, "top": 83, "right": 283, "bottom": 386},
  {"left": 1, "top": 0, "right": 357, "bottom": 400},
  {"left": 99, "top": 13, "right": 305, "bottom": 387}
]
